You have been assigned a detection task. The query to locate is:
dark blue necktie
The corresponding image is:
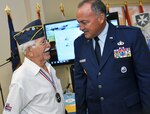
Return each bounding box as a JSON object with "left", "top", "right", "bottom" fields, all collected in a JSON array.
[{"left": 94, "top": 37, "right": 101, "bottom": 65}]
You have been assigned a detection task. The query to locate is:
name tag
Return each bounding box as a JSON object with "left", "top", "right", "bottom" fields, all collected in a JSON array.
[{"left": 79, "top": 59, "right": 86, "bottom": 63}]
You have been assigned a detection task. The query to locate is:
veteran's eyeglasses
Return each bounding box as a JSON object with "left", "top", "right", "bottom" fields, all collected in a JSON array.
[{"left": 32, "top": 38, "right": 49, "bottom": 48}]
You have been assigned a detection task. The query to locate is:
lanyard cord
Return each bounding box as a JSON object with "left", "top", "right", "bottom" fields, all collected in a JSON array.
[{"left": 39, "top": 69, "right": 56, "bottom": 91}]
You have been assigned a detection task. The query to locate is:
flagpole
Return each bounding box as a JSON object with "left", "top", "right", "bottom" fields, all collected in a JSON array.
[
  {"left": 106, "top": 2, "right": 110, "bottom": 14},
  {"left": 0, "top": 83, "right": 5, "bottom": 108},
  {"left": 36, "top": 3, "right": 41, "bottom": 20},
  {"left": 59, "top": 3, "right": 66, "bottom": 20},
  {"left": 0, "top": 61, "right": 10, "bottom": 68},
  {"left": 5, "top": 5, "right": 21, "bottom": 71}
]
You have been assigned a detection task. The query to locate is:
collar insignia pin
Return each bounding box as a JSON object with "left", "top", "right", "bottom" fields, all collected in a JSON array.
[{"left": 109, "top": 37, "right": 113, "bottom": 39}]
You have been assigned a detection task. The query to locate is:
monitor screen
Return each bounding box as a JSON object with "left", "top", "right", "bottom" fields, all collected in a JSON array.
[
  {"left": 44, "top": 12, "right": 119, "bottom": 66},
  {"left": 44, "top": 19, "right": 83, "bottom": 66},
  {"left": 110, "top": 19, "right": 119, "bottom": 26}
]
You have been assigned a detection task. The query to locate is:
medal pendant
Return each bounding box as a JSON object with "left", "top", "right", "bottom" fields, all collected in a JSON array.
[{"left": 56, "top": 92, "right": 61, "bottom": 103}]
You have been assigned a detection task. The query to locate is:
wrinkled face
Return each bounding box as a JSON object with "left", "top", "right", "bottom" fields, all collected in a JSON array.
[
  {"left": 30, "top": 37, "right": 51, "bottom": 62},
  {"left": 76, "top": 3, "right": 106, "bottom": 39}
]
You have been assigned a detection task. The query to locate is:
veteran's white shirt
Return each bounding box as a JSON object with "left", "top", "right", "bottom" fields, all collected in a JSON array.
[{"left": 3, "top": 57, "right": 65, "bottom": 114}]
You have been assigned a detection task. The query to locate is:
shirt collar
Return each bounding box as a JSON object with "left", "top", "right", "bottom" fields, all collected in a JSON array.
[
  {"left": 23, "top": 57, "right": 51, "bottom": 76},
  {"left": 98, "top": 22, "right": 109, "bottom": 43}
]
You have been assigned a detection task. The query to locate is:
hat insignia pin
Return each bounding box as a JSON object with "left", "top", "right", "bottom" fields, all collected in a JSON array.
[{"left": 32, "top": 27, "right": 35, "bottom": 30}]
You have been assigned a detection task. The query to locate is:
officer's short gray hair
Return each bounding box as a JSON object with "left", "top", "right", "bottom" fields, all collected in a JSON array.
[{"left": 78, "top": 0, "right": 106, "bottom": 16}]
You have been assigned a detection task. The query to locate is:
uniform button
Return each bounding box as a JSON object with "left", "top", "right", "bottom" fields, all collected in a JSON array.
[
  {"left": 98, "top": 85, "right": 102, "bottom": 88},
  {"left": 98, "top": 72, "right": 101, "bottom": 76},
  {"left": 100, "top": 97, "right": 104, "bottom": 101}
]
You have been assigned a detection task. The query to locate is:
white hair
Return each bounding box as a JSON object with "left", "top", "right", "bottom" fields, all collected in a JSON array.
[{"left": 19, "top": 40, "right": 36, "bottom": 55}]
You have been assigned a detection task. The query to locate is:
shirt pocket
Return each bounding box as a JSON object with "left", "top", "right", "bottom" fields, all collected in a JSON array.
[{"left": 113, "top": 57, "right": 134, "bottom": 78}]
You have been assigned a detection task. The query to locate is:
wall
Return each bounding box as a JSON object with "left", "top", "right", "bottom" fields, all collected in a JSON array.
[
  {"left": 42, "top": 0, "right": 81, "bottom": 23},
  {"left": 0, "top": 0, "right": 150, "bottom": 113}
]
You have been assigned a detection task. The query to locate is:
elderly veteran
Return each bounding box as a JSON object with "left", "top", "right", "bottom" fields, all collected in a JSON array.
[{"left": 3, "top": 19, "right": 66, "bottom": 114}]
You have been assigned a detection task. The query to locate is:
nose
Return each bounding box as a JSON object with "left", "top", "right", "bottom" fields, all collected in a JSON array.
[
  {"left": 79, "top": 24, "right": 84, "bottom": 31},
  {"left": 46, "top": 39, "right": 49, "bottom": 43},
  {"left": 46, "top": 40, "right": 50, "bottom": 47}
]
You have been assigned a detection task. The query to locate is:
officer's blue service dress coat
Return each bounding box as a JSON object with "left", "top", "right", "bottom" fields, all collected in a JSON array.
[{"left": 74, "top": 23, "right": 150, "bottom": 114}]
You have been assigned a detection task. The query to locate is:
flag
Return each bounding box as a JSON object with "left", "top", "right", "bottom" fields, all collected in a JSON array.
[
  {"left": 36, "top": 3, "right": 41, "bottom": 20},
  {"left": 59, "top": 3, "right": 66, "bottom": 20},
  {"left": 139, "top": 0, "right": 144, "bottom": 13},
  {"left": 121, "top": 6, "right": 127, "bottom": 25},
  {"left": 5, "top": 6, "right": 21, "bottom": 71},
  {"left": 124, "top": 1, "right": 132, "bottom": 26}
]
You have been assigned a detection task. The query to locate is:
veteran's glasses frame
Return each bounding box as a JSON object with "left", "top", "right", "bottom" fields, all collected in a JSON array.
[{"left": 33, "top": 38, "right": 49, "bottom": 48}]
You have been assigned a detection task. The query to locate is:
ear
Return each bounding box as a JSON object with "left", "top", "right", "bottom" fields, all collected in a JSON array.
[
  {"left": 98, "top": 13, "right": 105, "bottom": 24},
  {"left": 26, "top": 46, "right": 34, "bottom": 57}
]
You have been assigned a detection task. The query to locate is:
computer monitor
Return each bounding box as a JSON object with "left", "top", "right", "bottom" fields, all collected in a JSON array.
[
  {"left": 107, "top": 12, "right": 120, "bottom": 26},
  {"left": 44, "top": 19, "right": 83, "bottom": 66},
  {"left": 44, "top": 12, "right": 119, "bottom": 66}
]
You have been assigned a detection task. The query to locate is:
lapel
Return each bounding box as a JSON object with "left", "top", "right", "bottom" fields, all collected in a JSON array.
[
  {"left": 83, "top": 38, "right": 99, "bottom": 68},
  {"left": 99, "top": 23, "right": 117, "bottom": 71}
]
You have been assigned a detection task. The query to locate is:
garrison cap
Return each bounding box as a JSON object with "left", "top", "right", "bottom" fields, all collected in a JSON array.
[{"left": 14, "top": 19, "right": 44, "bottom": 45}]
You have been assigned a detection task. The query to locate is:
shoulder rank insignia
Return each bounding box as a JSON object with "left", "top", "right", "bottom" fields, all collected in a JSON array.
[{"left": 117, "top": 41, "right": 124, "bottom": 46}]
